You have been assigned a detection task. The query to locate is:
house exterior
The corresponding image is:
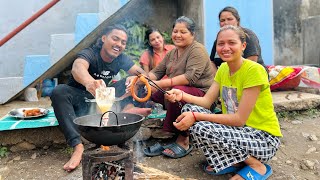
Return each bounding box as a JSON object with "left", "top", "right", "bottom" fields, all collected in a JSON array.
[{"left": 0, "top": 0, "right": 319, "bottom": 104}]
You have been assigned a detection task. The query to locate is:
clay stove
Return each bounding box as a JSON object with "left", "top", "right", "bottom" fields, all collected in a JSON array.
[
  {"left": 73, "top": 108, "right": 145, "bottom": 180},
  {"left": 82, "top": 144, "right": 134, "bottom": 180}
]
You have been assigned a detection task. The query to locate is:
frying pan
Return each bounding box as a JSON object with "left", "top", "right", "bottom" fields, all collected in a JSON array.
[{"left": 73, "top": 111, "right": 144, "bottom": 146}]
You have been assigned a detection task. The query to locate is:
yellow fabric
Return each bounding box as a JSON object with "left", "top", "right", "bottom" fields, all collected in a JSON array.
[{"left": 269, "top": 66, "right": 294, "bottom": 85}]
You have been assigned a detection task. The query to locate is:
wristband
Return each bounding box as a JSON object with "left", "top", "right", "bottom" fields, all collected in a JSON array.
[
  {"left": 170, "top": 78, "right": 173, "bottom": 87},
  {"left": 181, "top": 91, "right": 184, "bottom": 101},
  {"left": 191, "top": 111, "right": 197, "bottom": 121}
]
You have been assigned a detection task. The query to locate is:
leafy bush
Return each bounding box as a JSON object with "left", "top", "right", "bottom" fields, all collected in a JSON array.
[{"left": 119, "top": 20, "right": 172, "bottom": 78}]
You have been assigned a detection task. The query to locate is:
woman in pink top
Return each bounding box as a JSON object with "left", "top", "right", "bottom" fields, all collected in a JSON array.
[{"left": 139, "top": 27, "right": 175, "bottom": 73}]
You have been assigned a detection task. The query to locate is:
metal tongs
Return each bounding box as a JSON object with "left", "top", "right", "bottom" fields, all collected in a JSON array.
[
  {"left": 135, "top": 72, "right": 183, "bottom": 108},
  {"left": 135, "top": 71, "right": 170, "bottom": 95}
]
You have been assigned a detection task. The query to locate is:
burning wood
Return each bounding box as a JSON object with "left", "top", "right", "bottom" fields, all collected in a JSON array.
[
  {"left": 100, "top": 145, "right": 110, "bottom": 151},
  {"left": 92, "top": 161, "right": 125, "bottom": 180}
]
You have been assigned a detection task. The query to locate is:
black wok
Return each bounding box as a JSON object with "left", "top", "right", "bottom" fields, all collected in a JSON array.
[{"left": 73, "top": 112, "right": 144, "bottom": 146}]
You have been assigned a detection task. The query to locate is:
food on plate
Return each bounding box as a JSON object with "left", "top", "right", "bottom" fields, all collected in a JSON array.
[{"left": 23, "top": 108, "right": 43, "bottom": 117}]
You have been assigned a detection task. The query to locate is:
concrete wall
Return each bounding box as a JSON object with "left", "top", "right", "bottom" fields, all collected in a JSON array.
[
  {"left": 0, "top": 0, "right": 99, "bottom": 78},
  {"left": 273, "top": 0, "right": 320, "bottom": 65},
  {"left": 177, "top": 0, "right": 204, "bottom": 43},
  {"left": 302, "top": 16, "right": 320, "bottom": 66}
]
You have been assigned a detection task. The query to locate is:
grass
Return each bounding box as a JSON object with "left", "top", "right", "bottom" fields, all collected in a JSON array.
[
  {"left": 60, "top": 146, "right": 73, "bottom": 155},
  {"left": 276, "top": 107, "right": 320, "bottom": 120},
  {"left": 0, "top": 146, "right": 9, "bottom": 158}
]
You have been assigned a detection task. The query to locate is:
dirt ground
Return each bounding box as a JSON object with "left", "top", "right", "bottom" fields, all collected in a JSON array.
[{"left": 0, "top": 98, "right": 320, "bottom": 180}]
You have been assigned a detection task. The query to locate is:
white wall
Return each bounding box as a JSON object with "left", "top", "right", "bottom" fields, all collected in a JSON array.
[{"left": 0, "top": 0, "right": 99, "bottom": 78}]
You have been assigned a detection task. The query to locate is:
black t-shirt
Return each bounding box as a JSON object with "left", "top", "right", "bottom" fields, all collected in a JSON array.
[
  {"left": 68, "top": 46, "right": 135, "bottom": 90},
  {"left": 210, "top": 27, "right": 266, "bottom": 68}
]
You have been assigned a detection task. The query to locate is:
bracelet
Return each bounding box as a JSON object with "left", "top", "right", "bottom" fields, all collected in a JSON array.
[
  {"left": 181, "top": 91, "right": 184, "bottom": 101},
  {"left": 191, "top": 111, "right": 197, "bottom": 121},
  {"left": 170, "top": 78, "right": 173, "bottom": 87}
]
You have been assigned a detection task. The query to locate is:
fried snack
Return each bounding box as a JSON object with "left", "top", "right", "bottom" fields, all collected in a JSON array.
[
  {"left": 23, "top": 108, "right": 42, "bottom": 117},
  {"left": 131, "top": 75, "right": 151, "bottom": 102}
]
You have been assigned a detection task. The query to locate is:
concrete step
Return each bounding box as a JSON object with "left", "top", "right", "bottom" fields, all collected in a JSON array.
[
  {"left": 75, "top": 13, "right": 100, "bottom": 44},
  {"left": 74, "top": 0, "right": 124, "bottom": 44},
  {"left": 272, "top": 90, "right": 320, "bottom": 112},
  {"left": 98, "top": 0, "right": 122, "bottom": 22},
  {"left": 23, "top": 55, "right": 50, "bottom": 87},
  {"left": 0, "top": 0, "right": 129, "bottom": 105},
  {"left": 0, "top": 77, "right": 23, "bottom": 104},
  {"left": 50, "top": 34, "right": 75, "bottom": 65}
]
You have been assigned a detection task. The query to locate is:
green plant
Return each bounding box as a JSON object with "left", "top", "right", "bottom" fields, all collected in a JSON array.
[
  {"left": 277, "top": 108, "right": 320, "bottom": 120},
  {"left": 122, "top": 20, "right": 147, "bottom": 60},
  {"left": 118, "top": 20, "right": 174, "bottom": 79},
  {"left": 304, "top": 108, "right": 319, "bottom": 115},
  {"left": 277, "top": 110, "right": 299, "bottom": 119},
  {"left": 0, "top": 146, "right": 9, "bottom": 158},
  {"left": 162, "top": 31, "right": 173, "bottom": 45},
  {"left": 61, "top": 146, "right": 73, "bottom": 155}
]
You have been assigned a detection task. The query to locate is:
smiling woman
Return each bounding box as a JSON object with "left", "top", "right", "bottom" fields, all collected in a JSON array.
[
  {"left": 210, "top": 6, "right": 267, "bottom": 76},
  {"left": 143, "top": 16, "right": 214, "bottom": 159},
  {"left": 139, "top": 27, "right": 175, "bottom": 73},
  {"left": 215, "top": 25, "right": 246, "bottom": 68},
  {"left": 164, "top": 25, "right": 282, "bottom": 179}
]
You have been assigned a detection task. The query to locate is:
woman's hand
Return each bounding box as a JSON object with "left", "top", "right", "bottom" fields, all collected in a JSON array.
[
  {"left": 173, "top": 112, "right": 196, "bottom": 131},
  {"left": 165, "top": 89, "right": 183, "bottom": 102},
  {"left": 85, "top": 79, "right": 106, "bottom": 96},
  {"left": 149, "top": 80, "right": 161, "bottom": 93}
]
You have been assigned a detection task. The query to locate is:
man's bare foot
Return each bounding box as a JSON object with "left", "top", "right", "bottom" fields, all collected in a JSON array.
[
  {"left": 123, "top": 107, "right": 152, "bottom": 117},
  {"left": 63, "top": 144, "right": 84, "bottom": 172}
]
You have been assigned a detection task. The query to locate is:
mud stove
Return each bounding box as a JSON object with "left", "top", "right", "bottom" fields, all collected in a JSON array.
[{"left": 82, "top": 144, "right": 134, "bottom": 180}]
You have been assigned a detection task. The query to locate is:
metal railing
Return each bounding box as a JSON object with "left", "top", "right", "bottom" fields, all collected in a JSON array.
[{"left": 0, "top": 0, "right": 60, "bottom": 47}]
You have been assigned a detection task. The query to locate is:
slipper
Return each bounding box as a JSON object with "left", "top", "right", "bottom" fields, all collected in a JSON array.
[
  {"left": 161, "top": 143, "right": 193, "bottom": 159},
  {"left": 143, "top": 143, "right": 172, "bottom": 157},
  {"left": 237, "top": 164, "right": 272, "bottom": 180},
  {"left": 203, "top": 163, "right": 241, "bottom": 175}
]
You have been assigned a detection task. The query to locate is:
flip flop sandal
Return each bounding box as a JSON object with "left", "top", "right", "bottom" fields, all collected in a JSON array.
[
  {"left": 203, "top": 163, "right": 241, "bottom": 175},
  {"left": 237, "top": 164, "right": 273, "bottom": 180},
  {"left": 143, "top": 142, "right": 172, "bottom": 157},
  {"left": 162, "top": 142, "right": 193, "bottom": 159}
]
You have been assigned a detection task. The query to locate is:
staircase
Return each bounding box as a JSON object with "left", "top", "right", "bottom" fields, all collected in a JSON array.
[
  {"left": 1, "top": 0, "right": 203, "bottom": 104},
  {"left": 0, "top": 0, "right": 125, "bottom": 104}
]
